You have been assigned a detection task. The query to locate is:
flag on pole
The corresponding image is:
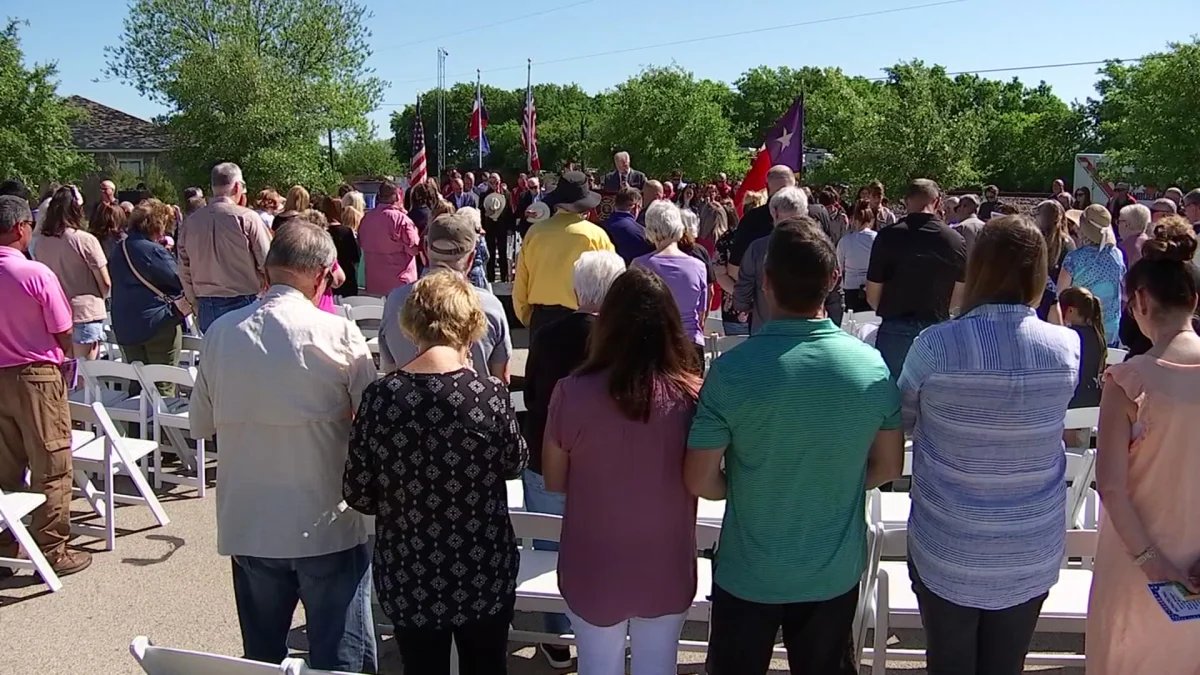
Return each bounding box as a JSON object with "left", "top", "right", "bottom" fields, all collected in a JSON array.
[
  {"left": 522, "top": 64, "right": 541, "bottom": 173},
  {"left": 410, "top": 98, "right": 428, "bottom": 186},
  {"left": 735, "top": 96, "right": 805, "bottom": 215},
  {"left": 469, "top": 74, "right": 490, "bottom": 161}
]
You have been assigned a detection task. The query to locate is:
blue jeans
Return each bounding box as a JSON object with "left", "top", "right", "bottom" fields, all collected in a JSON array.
[
  {"left": 875, "top": 318, "right": 936, "bottom": 380},
  {"left": 522, "top": 469, "right": 571, "bottom": 636},
  {"left": 231, "top": 543, "right": 377, "bottom": 673},
  {"left": 722, "top": 320, "right": 750, "bottom": 336},
  {"left": 198, "top": 294, "right": 258, "bottom": 333}
]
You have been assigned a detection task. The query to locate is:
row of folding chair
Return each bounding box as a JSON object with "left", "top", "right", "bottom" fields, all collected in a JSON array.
[
  {"left": 71, "top": 359, "right": 210, "bottom": 498},
  {"left": 0, "top": 487, "right": 64, "bottom": 592}
]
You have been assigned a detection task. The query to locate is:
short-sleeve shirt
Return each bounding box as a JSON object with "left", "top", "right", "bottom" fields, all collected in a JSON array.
[
  {"left": 547, "top": 372, "right": 698, "bottom": 626},
  {"left": 32, "top": 229, "right": 108, "bottom": 323},
  {"left": 866, "top": 213, "right": 966, "bottom": 322},
  {"left": 0, "top": 247, "right": 72, "bottom": 367},
  {"left": 1062, "top": 244, "right": 1125, "bottom": 345},
  {"left": 688, "top": 318, "right": 901, "bottom": 603},
  {"left": 633, "top": 252, "right": 709, "bottom": 346}
]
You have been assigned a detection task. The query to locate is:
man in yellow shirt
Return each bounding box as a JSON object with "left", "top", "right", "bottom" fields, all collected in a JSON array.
[{"left": 514, "top": 171, "right": 615, "bottom": 339}]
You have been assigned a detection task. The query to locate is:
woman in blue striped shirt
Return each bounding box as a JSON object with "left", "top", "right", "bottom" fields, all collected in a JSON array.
[{"left": 898, "top": 215, "right": 1081, "bottom": 675}]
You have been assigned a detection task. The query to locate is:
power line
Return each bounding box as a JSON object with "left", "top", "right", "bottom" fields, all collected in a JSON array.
[
  {"left": 386, "top": 0, "right": 597, "bottom": 50},
  {"left": 380, "top": 0, "right": 968, "bottom": 92},
  {"left": 376, "top": 56, "right": 1145, "bottom": 109}
]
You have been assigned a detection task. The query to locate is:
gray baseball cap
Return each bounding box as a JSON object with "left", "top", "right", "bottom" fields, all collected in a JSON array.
[{"left": 426, "top": 213, "right": 478, "bottom": 258}]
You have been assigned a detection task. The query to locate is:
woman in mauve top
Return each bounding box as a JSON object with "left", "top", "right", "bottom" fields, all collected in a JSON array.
[
  {"left": 543, "top": 266, "right": 701, "bottom": 675},
  {"left": 633, "top": 201, "right": 708, "bottom": 368}
]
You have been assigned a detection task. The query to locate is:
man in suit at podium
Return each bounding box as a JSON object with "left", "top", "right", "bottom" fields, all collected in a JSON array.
[{"left": 601, "top": 151, "right": 647, "bottom": 193}]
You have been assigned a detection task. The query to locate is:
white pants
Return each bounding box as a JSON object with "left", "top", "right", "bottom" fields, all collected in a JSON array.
[{"left": 566, "top": 608, "right": 687, "bottom": 675}]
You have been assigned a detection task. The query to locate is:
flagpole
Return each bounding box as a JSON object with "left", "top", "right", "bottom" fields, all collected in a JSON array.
[
  {"left": 476, "top": 70, "right": 483, "bottom": 170},
  {"left": 526, "top": 59, "right": 533, "bottom": 173}
]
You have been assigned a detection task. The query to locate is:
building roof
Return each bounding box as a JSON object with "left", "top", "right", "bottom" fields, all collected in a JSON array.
[{"left": 67, "top": 96, "right": 169, "bottom": 152}]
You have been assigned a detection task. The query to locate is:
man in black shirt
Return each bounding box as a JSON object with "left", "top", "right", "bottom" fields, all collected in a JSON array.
[
  {"left": 520, "top": 249, "right": 625, "bottom": 669},
  {"left": 727, "top": 165, "right": 799, "bottom": 278},
  {"left": 866, "top": 179, "right": 967, "bottom": 378}
]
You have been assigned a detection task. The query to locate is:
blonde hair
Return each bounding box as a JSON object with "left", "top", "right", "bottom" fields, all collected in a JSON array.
[
  {"left": 284, "top": 185, "right": 310, "bottom": 212},
  {"left": 343, "top": 190, "right": 366, "bottom": 214},
  {"left": 401, "top": 270, "right": 486, "bottom": 350},
  {"left": 742, "top": 189, "right": 767, "bottom": 211},
  {"left": 432, "top": 198, "right": 456, "bottom": 219},
  {"left": 342, "top": 205, "right": 363, "bottom": 232}
]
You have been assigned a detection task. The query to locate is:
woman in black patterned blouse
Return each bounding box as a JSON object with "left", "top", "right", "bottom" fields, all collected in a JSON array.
[{"left": 344, "top": 270, "right": 527, "bottom": 675}]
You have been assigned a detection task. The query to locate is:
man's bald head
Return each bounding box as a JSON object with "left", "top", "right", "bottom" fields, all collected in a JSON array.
[
  {"left": 643, "top": 179, "right": 664, "bottom": 202},
  {"left": 766, "top": 165, "right": 797, "bottom": 196}
]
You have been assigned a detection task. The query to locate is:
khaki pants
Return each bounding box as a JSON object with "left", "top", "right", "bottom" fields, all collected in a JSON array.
[{"left": 0, "top": 362, "right": 73, "bottom": 560}]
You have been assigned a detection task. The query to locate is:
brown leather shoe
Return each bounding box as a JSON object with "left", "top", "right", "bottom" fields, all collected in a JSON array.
[{"left": 49, "top": 550, "right": 92, "bottom": 577}]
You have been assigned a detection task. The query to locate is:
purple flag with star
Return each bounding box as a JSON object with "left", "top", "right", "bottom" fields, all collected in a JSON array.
[{"left": 736, "top": 95, "right": 805, "bottom": 210}]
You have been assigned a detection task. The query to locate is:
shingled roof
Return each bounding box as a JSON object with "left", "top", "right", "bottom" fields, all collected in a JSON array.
[{"left": 67, "top": 96, "right": 169, "bottom": 152}]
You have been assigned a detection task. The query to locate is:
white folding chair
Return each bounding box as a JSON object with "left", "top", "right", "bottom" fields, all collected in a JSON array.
[
  {"left": 510, "top": 390, "right": 526, "bottom": 414},
  {"left": 71, "top": 359, "right": 151, "bottom": 440},
  {"left": 136, "top": 364, "right": 210, "bottom": 497},
  {"left": 1106, "top": 347, "right": 1129, "bottom": 366},
  {"left": 179, "top": 335, "right": 204, "bottom": 368},
  {"left": 69, "top": 401, "right": 170, "bottom": 550},
  {"left": 706, "top": 334, "right": 748, "bottom": 361},
  {"left": 337, "top": 296, "right": 385, "bottom": 309},
  {"left": 1065, "top": 449, "right": 1098, "bottom": 530},
  {"left": 345, "top": 304, "right": 384, "bottom": 339},
  {"left": 506, "top": 479, "right": 525, "bottom": 512},
  {"left": 130, "top": 636, "right": 293, "bottom": 674},
  {"left": 0, "top": 486, "right": 63, "bottom": 592}
]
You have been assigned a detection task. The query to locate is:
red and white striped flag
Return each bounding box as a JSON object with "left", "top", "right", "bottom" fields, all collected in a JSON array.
[
  {"left": 410, "top": 98, "right": 427, "bottom": 186},
  {"left": 522, "top": 81, "right": 540, "bottom": 173}
]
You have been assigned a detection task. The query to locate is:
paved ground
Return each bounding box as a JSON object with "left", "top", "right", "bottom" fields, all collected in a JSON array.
[{"left": 1, "top": 323, "right": 1083, "bottom": 674}]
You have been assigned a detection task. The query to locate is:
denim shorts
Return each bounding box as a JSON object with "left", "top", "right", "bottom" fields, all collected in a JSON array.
[{"left": 73, "top": 320, "right": 106, "bottom": 345}]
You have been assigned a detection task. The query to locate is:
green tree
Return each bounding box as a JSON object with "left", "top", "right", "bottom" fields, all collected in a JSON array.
[
  {"left": 337, "top": 132, "right": 402, "bottom": 179},
  {"left": 0, "top": 20, "right": 93, "bottom": 187},
  {"left": 585, "top": 67, "right": 745, "bottom": 180},
  {"left": 1093, "top": 41, "right": 1200, "bottom": 187},
  {"left": 105, "top": 0, "right": 384, "bottom": 190}
]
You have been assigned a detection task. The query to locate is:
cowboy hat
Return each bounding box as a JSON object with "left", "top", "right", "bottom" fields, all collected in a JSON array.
[
  {"left": 544, "top": 171, "right": 601, "bottom": 213},
  {"left": 482, "top": 192, "right": 506, "bottom": 220}
]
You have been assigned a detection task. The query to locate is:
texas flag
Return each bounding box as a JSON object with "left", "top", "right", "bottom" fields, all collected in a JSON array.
[
  {"left": 735, "top": 96, "right": 805, "bottom": 215},
  {"left": 469, "top": 80, "right": 490, "bottom": 157}
]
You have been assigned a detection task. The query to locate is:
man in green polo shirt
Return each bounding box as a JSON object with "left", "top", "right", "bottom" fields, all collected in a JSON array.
[{"left": 685, "top": 218, "right": 905, "bottom": 675}]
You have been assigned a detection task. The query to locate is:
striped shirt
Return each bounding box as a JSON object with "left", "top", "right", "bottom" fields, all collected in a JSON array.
[
  {"left": 899, "top": 304, "right": 1080, "bottom": 609},
  {"left": 689, "top": 318, "right": 901, "bottom": 603}
]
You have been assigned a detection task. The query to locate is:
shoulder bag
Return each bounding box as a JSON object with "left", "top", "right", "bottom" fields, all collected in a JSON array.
[{"left": 122, "top": 239, "right": 194, "bottom": 318}]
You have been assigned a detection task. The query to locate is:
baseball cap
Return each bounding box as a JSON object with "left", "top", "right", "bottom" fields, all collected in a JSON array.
[
  {"left": 1151, "top": 198, "right": 1177, "bottom": 215},
  {"left": 426, "top": 213, "right": 477, "bottom": 258}
]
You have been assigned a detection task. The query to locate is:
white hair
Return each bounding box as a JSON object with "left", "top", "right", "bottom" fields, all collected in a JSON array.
[
  {"left": 343, "top": 190, "right": 366, "bottom": 214},
  {"left": 1120, "top": 203, "right": 1152, "bottom": 234},
  {"left": 265, "top": 218, "right": 335, "bottom": 272},
  {"left": 573, "top": 251, "right": 626, "bottom": 310},
  {"left": 643, "top": 200, "right": 685, "bottom": 246},
  {"left": 211, "top": 162, "right": 244, "bottom": 197},
  {"left": 769, "top": 186, "right": 809, "bottom": 222},
  {"left": 457, "top": 206, "right": 482, "bottom": 232},
  {"left": 614, "top": 151, "right": 630, "bottom": 164},
  {"left": 680, "top": 208, "right": 700, "bottom": 238}
]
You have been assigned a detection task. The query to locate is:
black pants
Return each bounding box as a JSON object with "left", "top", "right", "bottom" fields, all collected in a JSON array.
[
  {"left": 844, "top": 288, "right": 871, "bottom": 313},
  {"left": 485, "top": 227, "right": 509, "bottom": 282},
  {"left": 824, "top": 288, "right": 845, "bottom": 328},
  {"left": 527, "top": 304, "right": 573, "bottom": 342},
  {"left": 692, "top": 343, "right": 706, "bottom": 376},
  {"left": 910, "top": 560, "right": 1047, "bottom": 675},
  {"left": 392, "top": 604, "right": 513, "bottom": 675},
  {"left": 707, "top": 584, "right": 859, "bottom": 675}
]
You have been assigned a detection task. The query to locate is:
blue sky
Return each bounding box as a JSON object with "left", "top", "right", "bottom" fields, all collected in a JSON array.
[{"left": 9, "top": 0, "right": 1197, "bottom": 137}]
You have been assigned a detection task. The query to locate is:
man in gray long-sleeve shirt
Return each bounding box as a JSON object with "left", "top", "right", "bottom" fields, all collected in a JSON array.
[
  {"left": 734, "top": 187, "right": 824, "bottom": 333},
  {"left": 178, "top": 162, "right": 272, "bottom": 332}
]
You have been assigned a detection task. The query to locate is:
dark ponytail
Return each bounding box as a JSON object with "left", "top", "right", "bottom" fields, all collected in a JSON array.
[
  {"left": 1126, "top": 215, "right": 1200, "bottom": 314},
  {"left": 1059, "top": 286, "right": 1106, "bottom": 350}
]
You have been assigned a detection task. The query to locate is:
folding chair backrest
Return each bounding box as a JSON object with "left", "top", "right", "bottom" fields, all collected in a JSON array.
[
  {"left": 346, "top": 305, "right": 384, "bottom": 322},
  {"left": 1063, "top": 407, "right": 1099, "bottom": 432},
  {"left": 136, "top": 364, "right": 197, "bottom": 412},
  {"left": 1106, "top": 348, "right": 1129, "bottom": 367},
  {"left": 339, "top": 296, "right": 385, "bottom": 309},
  {"left": 130, "top": 636, "right": 288, "bottom": 674},
  {"left": 1064, "top": 528, "right": 1099, "bottom": 560},
  {"left": 180, "top": 335, "right": 204, "bottom": 367},
  {"left": 69, "top": 400, "right": 101, "bottom": 429},
  {"left": 79, "top": 359, "right": 142, "bottom": 402},
  {"left": 1065, "top": 449, "right": 1097, "bottom": 529},
  {"left": 695, "top": 520, "right": 722, "bottom": 551},
  {"left": 509, "top": 511, "right": 562, "bottom": 543}
]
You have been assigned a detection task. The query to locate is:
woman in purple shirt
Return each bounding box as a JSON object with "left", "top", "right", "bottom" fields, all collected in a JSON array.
[
  {"left": 543, "top": 266, "right": 701, "bottom": 675},
  {"left": 634, "top": 201, "right": 709, "bottom": 370}
]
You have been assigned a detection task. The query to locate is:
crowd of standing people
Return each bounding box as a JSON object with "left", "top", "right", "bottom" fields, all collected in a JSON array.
[{"left": 2, "top": 154, "right": 1200, "bottom": 675}]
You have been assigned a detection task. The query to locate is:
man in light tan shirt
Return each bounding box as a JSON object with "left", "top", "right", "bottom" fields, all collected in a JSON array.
[{"left": 178, "top": 162, "right": 272, "bottom": 332}]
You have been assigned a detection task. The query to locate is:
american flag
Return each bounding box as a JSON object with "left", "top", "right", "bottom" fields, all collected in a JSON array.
[
  {"left": 410, "top": 98, "right": 427, "bottom": 186},
  {"left": 522, "top": 83, "right": 540, "bottom": 172}
]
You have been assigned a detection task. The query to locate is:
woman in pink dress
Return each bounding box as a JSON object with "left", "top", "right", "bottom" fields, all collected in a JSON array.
[{"left": 1088, "top": 218, "right": 1200, "bottom": 673}]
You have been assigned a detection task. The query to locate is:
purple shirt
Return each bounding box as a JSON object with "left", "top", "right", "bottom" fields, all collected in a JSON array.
[
  {"left": 547, "top": 372, "right": 698, "bottom": 626},
  {"left": 633, "top": 252, "right": 709, "bottom": 345},
  {"left": 358, "top": 203, "right": 419, "bottom": 296},
  {"left": 0, "top": 247, "right": 72, "bottom": 367}
]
